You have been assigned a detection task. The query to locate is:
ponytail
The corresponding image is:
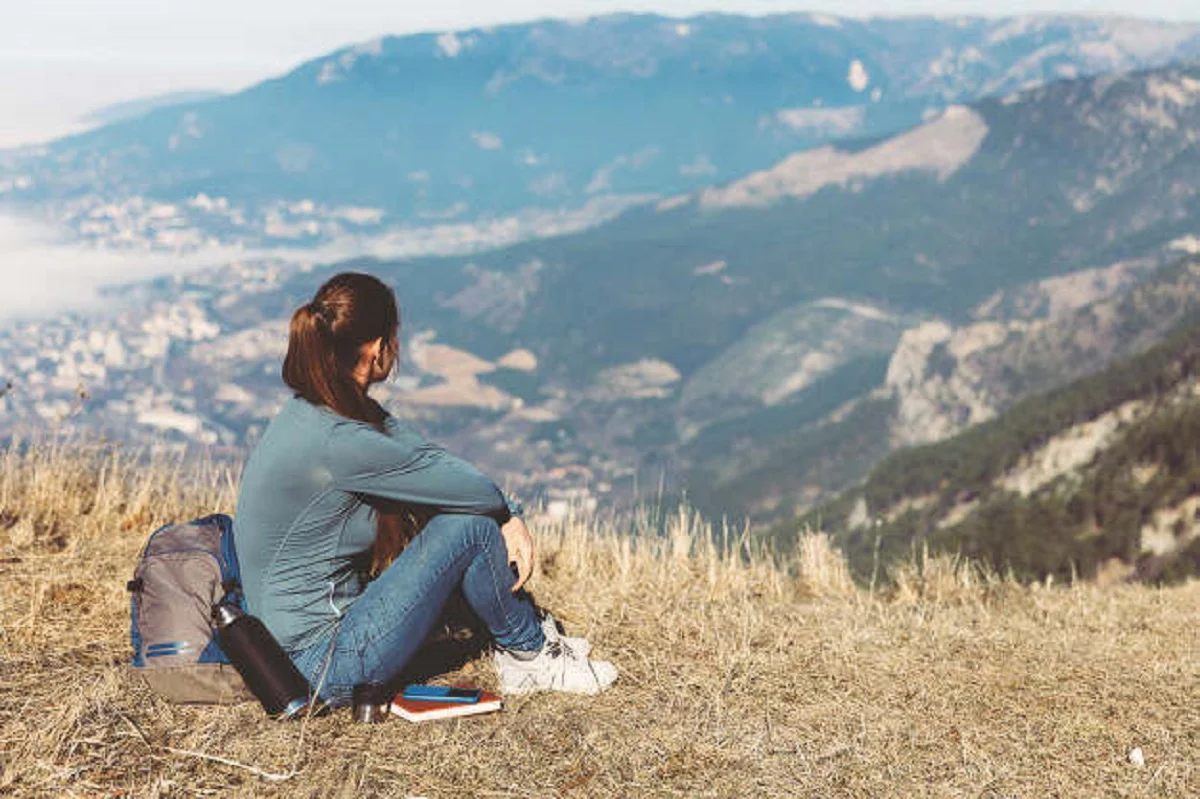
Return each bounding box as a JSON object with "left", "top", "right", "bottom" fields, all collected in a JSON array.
[
  {"left": 283, "top": 301, "right": 380, "bottom": 427},
  {"left": 282, "top": 272, "right": 422, "bottom": 573}
]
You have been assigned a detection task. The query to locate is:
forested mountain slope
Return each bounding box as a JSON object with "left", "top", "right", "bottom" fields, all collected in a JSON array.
[{"left": 794, "top": 294, "right": 1200, "bottom": 583}]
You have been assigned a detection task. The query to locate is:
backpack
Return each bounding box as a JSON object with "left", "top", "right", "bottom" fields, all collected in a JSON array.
[{"left": 127, "top": 514, "right": 253, "bottom": 704}]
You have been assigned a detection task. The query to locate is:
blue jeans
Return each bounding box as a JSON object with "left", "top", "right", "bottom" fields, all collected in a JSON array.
[{"left": 289, "top": 514, "right": 545, "bottom": 706}]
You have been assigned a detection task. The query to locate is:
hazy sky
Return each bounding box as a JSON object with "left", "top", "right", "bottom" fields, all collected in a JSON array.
[{"left": 2, "top": 0, "right": 1199, "bottom": 147}]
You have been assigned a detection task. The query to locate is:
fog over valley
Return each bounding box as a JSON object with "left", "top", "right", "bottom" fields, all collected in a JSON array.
[{"left": 0, "top": 214, "right": 248, "bottom": 318}]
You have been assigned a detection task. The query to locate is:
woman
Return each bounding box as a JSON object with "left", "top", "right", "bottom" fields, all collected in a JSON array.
[{"left": 234, "top": 272, "right": 616, "bottom": 707}]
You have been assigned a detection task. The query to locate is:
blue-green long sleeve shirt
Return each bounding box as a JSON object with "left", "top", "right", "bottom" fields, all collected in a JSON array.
[{"left": 233, "top": 396, "right": 519, "bottom": 651}]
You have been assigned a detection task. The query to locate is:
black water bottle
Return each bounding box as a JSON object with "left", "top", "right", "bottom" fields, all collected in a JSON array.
[{"left": 212, "top": 601, "right": 311, "bottom": 719}]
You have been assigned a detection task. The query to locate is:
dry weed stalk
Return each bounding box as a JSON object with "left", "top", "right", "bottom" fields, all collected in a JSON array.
[
  {"left": 888, "top": 542, "right": 1011, "bottom": 607},
  {"left": 793, "top": 532, "right": 857, "bottom": 599}
]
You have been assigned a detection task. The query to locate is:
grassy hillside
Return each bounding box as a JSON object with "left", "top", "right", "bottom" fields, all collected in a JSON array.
[
  {"left": 0, "top": 443, "right": 1196, "bottom": 797},
  {"left": 796, "top": 317, "right": 1200, "bottom": 584}
]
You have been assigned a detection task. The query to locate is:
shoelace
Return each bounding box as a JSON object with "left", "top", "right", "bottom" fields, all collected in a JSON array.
[{"left": 543, "top": 638, "right": 576, "bottom": 660}]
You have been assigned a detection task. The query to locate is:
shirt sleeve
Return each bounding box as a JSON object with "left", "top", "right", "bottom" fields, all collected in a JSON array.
[
  {"left": 502, "top": 492, "right": 525, "bottom": 520},
  {"left": 327, "top": 417, "right": 511, "bottom": 522}
]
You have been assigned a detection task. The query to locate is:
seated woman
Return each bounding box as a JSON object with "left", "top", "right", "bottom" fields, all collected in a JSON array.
[{"left": 233, "top": 272, "right": 616, "bottom": 707}]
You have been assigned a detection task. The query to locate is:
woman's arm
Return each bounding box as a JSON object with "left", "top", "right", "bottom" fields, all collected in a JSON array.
[
  {"left": 373, "top": 411, "right": 533, "bottom": 589},
  {"left": 328, "top": 419, "right": 513, "bottom": 522}
]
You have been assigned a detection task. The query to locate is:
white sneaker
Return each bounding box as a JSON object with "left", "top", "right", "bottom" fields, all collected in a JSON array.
[
  {"left": 538, "top": 610, "right": 590, "bottom": 657},
  {"left": 495, "top": 623, "right": 617, "bottom": 696}
]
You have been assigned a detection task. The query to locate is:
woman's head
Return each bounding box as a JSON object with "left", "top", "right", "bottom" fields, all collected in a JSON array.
[{"left": 283, "top": 272, "right": 399, "bottom": 427}]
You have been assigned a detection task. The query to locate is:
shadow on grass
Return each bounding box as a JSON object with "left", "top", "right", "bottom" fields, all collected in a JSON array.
[{"left": 392, "top": 591, "right": 494, "bottom": 689}]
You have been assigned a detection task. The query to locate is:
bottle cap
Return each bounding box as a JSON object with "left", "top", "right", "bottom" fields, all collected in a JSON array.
[
  {"left": 211, "top": 601, "right": 243, "bottom": 627},
  {"left": 277, "top": 696, "right": 310, "bottom": 720},
  {"left": 352, "top": 681, "right": 389, "bottom": 724}
]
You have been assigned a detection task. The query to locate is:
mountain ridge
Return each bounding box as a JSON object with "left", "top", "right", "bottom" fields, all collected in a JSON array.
[
  {"left": 3, "top": 13, "right": 1200, "bottom": 255},
  {"left": 80, "top": 91, "right": 227, "bottom": 127}
]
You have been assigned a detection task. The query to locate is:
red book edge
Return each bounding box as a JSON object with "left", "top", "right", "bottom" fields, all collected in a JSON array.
[{"left": 389, "top": 687, "right": 503, "bottom": 722}]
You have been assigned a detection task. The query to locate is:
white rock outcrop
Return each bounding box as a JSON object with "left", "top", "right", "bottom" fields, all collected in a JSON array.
[
  {"left": 701, "top": 106, "right": 988, "bottom": 209},
  {"left": 886, "top": 320, "right": 1018, "bottom": 448}
]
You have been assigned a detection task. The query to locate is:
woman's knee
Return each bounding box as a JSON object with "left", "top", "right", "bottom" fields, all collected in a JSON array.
[{"left": 425, "top": 513, "right": 502, "bottom": 549}]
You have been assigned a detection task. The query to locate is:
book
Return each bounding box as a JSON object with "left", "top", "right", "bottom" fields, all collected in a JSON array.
[{"left": 389, "top": 686, "right": 503, "bottom": 723}]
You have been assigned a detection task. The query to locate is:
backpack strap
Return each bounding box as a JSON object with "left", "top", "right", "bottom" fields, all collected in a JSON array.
[
  {"left": 209, "top": 513, "right": 246, "bottom": 609},
  {"left": 220, "top": 577, "right": 243, "bottom": 609}
]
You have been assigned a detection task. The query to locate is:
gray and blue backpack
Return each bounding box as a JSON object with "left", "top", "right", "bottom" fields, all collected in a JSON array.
[{"left": 127, "top": 514, "right": 252, "bottom": 704}]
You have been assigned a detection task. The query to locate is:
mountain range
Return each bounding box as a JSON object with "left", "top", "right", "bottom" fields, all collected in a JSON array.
[
  {"left": 2, "top": 14, "right": 1200, "bottom": 251},
  {"left": 2, "top": 14, "right": 1200, "bottom": 581},
  {"left": 338, "top": 57, "right": 1200, "bottom": 521}
]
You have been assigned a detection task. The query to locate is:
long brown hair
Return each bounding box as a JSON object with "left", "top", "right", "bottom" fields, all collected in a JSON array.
[{"left": 283, "top": 272, "right": 427, "bottom": 573}]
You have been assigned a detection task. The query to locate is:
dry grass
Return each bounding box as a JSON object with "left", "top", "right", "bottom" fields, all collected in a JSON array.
[{"left": 0, "top": 441, "right": 1197, "bottom": 798}]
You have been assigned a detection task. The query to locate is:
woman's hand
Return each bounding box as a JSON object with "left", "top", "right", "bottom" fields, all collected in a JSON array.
[{"left": 500, "top": 516, "right": 536, "bottom": 593}]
